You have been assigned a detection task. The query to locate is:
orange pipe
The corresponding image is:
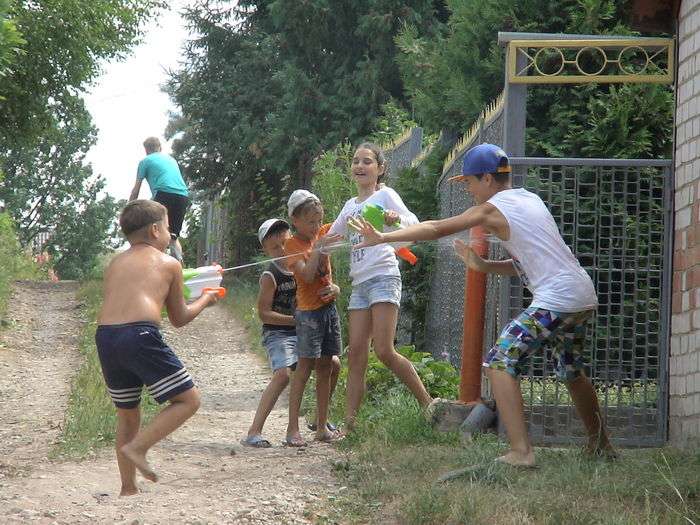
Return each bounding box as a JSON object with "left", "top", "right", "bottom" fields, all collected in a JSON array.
[{"left": 459, "top": 225, "right": 488, "bottom": 403}]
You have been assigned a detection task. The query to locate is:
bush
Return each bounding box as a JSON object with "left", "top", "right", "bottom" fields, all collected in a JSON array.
[{"left": 0, "top": 212, "right": 41, "bottom": 317}]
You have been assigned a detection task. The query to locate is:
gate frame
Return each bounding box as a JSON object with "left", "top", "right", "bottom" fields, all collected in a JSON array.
[{"left": 495, "top": 32, "right": 676, "bottom": 445}]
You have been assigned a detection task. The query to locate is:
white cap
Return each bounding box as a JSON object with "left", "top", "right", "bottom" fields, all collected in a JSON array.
[
  {"left": 257, "top": 218, "right": 290, "bottom": 245},
  {"left": 287, "top": 189, "right": 320, "bottom": 217}
]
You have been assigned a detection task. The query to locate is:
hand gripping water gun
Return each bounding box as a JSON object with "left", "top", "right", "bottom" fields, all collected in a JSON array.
[
  {"left": 182, "top": 264, "right": 227, "bottom": 301},
  {"left": 361, "top": 203, "right": 418, "bottom": 265}
]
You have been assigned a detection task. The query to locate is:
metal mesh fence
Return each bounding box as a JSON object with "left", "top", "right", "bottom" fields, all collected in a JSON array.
[
  {"left": 384, "top": 128, "right": 424, "bottom": 183},
  {"left": 492, "top": 159, "right": 672, "bottom": 446},
  {"left": 425, "top": 111, "right": 504, "bottom": 365}
]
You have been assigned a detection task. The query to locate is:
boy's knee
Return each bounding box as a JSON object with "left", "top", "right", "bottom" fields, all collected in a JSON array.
[
  {"left": 273, "top": 367, "right": 291, "bottom": 384},
  {"left": 331, "top": 356, "right": 341, "bottom": 372},
  {"left": 374, "top": 347, "right": 396, "bottom": 366},
  {"left": 315, "top": 357, "right": 333, "bottom": 372},
  {"left": 174, "top": 387, "right": 201, "bottom": 413}
]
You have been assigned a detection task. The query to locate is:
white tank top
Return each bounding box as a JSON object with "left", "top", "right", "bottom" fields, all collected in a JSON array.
[{"left": 487, "top": 188, "right": 598, "bottom": 312}]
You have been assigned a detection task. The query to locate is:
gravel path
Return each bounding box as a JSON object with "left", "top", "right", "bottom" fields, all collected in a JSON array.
[{"left": 0, "top": 281, "right": 342, "bottom": 524}]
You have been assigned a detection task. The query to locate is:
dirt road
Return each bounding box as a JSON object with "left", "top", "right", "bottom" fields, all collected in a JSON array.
[{"left": 0, "top": 280, "right": 342, "bottom": 524}]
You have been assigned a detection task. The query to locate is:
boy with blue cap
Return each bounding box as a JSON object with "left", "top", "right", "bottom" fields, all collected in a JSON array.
[{"left": 352, "top": 143, "right": 616, "bottom": 467}]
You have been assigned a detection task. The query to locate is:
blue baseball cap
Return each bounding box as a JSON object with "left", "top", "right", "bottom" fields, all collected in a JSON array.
[{"left": 449, "top": 143, "right": 511, "bottom": 182}]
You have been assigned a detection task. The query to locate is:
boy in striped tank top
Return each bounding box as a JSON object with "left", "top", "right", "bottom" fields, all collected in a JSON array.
[{"left": 242, "top": 218, "right": 339, "bottom": 448}]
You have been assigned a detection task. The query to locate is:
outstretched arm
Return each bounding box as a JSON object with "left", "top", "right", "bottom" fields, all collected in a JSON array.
[
  {"left": 165, "top": 260, "right": 218, "bottom": 327},
  {"left": 352, "top": 203, "right": 506, "bottom": 248},
  {"left": 291, "top": 234, "right": 342, "bottom": 284}
]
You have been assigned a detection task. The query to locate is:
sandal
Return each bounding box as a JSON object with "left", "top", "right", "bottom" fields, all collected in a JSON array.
[{"left": 240, "top": 435, "right": 272, "bottom": 448}]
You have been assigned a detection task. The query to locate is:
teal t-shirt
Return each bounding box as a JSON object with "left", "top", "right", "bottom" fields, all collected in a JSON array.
[{"left": 136, "top": 152, "right": 189, "bottom": 197}]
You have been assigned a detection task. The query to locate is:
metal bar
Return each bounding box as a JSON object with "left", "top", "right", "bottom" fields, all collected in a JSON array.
[
  {"left": 498, "top": 32, "right": 673, "bottom": 44},
  {"left": 506, "top": 38, "right": 673, "bottom": 48},
  {"left": 509, "top": 74, "right": 674, "bottom": 85},
  {"left": 658, "top": 165, "right": 673, "bottom": 442},
  {"left": 511, "top": 157, "right": 672, "bottom": 167}
]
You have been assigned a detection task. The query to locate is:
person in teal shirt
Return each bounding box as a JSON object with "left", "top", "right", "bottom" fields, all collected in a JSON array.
[{"left": 130, "top": 137, "right": 189, "bottom": 262}]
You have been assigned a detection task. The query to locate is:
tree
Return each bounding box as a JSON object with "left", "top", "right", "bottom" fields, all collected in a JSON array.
[
  {"left": 168, "top": 0, "right": 442, "bottom": 262},
  {"left": 0, "top": 0, "right": 163, "bottom": 277},
  {"left": 0, "top": 0, "right": 24, "bottom": 83},
  {"left": 395, "top": 0, "right": 672, "bottom": 159}
]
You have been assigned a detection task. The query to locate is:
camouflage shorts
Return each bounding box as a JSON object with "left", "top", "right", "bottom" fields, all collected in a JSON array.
[{"left": 483, "top": 307, "right": 593, "bottom": 381}]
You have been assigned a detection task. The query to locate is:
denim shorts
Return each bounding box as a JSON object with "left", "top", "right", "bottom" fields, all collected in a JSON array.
[
  {"left": 295, "top": 302, "right": 342, "bottom": 359},
  {"left": 348, "top": 275, "right": 402, "bottom": 310},
  {"left": 95, "top": 322, "right": 194, "bottom": 408},
  {"left": 483, "top": 308, "right": 592, "bottom": 381},
  {"left": 262, "top": 329, "right": 298, "bottom": 371}
]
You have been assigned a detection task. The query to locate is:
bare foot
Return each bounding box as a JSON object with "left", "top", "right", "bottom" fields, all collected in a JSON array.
[
  {"left": 494, "top": 449, "right": 537, "bottom": 468},
  {"left": 283, "top": 433, "right": 307, "bottom": 447},
  {"left": 119, "top": 486, "right": 139, "bottom": 497},
  {"left": 121, "top": 444, "right": 158, "bottom": 482},
  {"left": 314, "top": 429, "right": 340, "bottom": 443},
  {"left": 583, "top": 440, "right": 619, "bottom": 461}
]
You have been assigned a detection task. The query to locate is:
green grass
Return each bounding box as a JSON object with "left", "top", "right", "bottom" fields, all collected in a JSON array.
[
  {"left": 0, "top": 212, "right": 43, "bottom": 319},
  {"left": 325, "top": 397, "right": 700, "bottom": 525},
  {"left": 54, "top": 280, "right": 158, "bottom": 458},
  {"left": 227, "top": 276, "right": 700, "bottom": 525},
  {"left": 521, "top": 378, "right": 659, "bottom": 408}
]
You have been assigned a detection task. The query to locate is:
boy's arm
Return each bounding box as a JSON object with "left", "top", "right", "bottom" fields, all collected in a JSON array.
[
  {"left": 257, "top": 274, "right": 295, "bottom": 326},
  {"left": 129, "top": 179, "right": 143, "bottom": 201},
  {"left": 352, "top": 203, "right": 507, "bottom": 248},
  {"left": 453, "top": 239, "right": 518, "bottom": 276},
  {"left": 291, "top": 234, "right": 342, "bottom": 284},
  {"left": 164, "top": 259, "right": 218, "bottom": 327}
]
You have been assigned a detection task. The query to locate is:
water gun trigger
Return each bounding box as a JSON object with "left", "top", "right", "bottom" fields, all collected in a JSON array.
[{"left": 203, "top": 287, "right": 227, "bottom": 298}]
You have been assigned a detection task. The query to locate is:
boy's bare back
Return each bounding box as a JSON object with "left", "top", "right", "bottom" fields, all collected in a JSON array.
[{"left": 99, "top": 245, "right": 181, "bottom": 326}]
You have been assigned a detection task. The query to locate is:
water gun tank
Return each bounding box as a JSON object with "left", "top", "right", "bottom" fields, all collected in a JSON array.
[
  {"left": 361, "top": 204, "right": 418, "bottom": 265},
  {"left": 182, "top": 264, "right": 226, "bottom": 301}
]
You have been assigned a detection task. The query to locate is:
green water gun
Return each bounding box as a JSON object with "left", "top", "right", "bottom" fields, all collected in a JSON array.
[
  {"left": 361, "top": 203, "right": 418, "bottom": 265},
  {"left": 182, "top": 264, "right": 227, "bottom": 301}
]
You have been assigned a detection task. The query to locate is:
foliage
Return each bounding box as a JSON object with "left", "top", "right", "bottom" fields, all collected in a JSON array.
[
  {"left": 168, "top": 1, "right": 441, "bottom": 263},
  {"left": 396, "top": 0, "right": 673, "bottom": 160},
  {"left": 391, "top": 145, "right": 447, "bottom": 349},
  {"left": 0, "top": 212, "right": 40, "bottom": 318},
  {"left": 0, "top": 0, "right": 163, "bottom": 140},
  {"left": 0, "top": 0, "right": 162, "bottom": 280},
  {"left": 0, "top": 0, "right": 24, "bottom": 83}
]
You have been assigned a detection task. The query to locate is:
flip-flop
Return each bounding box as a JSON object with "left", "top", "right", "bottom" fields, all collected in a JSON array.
[
  {"left": 306, "top": 422, "right": 338, "bottom": 432},
  {"left": 240, "top": 435, "right": 272, "bottom": 448},
  {"left": 283, "top": 435, "right": 308, "bottom": 447}
]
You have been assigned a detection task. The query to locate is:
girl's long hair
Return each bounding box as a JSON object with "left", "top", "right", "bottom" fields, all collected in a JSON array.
[{"left": 355, "top": 142, "right": 388, "bottom": 189}]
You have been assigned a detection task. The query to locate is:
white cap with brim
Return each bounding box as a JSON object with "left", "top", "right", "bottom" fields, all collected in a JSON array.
[
  {"left": 257, "top": 218, "right": 290, "bottom": 245},
  {"left": 287, "top": 189, "right": 320, "bottom": 217}
]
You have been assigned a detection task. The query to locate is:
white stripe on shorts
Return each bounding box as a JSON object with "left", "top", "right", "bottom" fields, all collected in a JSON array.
[
  {"left": 148, "top": 368, "right": 188, "bottom": 390},
  {"left": 147, "top": 368, "right": 191, "bottom": 398},
  {"left": 149, "top": 375, "right": 193, "bottom": 399}
]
